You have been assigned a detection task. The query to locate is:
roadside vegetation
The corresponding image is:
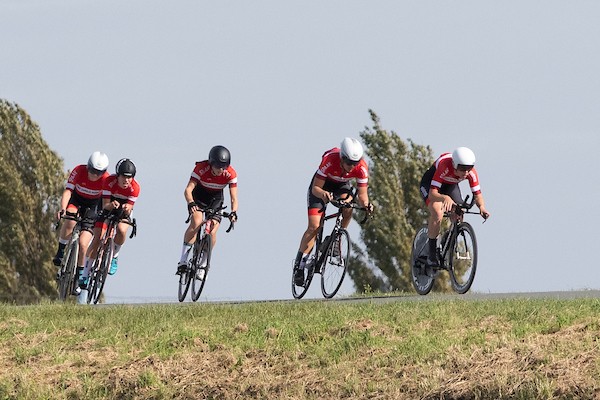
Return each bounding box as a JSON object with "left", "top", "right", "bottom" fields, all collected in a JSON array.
[{"left": 1, "top": 296, "right": 599, "bottom": 399}]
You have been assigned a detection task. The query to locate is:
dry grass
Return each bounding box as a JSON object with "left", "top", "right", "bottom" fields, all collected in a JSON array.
[{"left": 0, "top": 299, "right": 599, "bottom": 399}]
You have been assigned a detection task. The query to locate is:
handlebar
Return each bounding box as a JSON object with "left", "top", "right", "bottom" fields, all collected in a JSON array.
[
  {"left": 449, "top": 195, "right": 487, "bottom": 222},
  {"left": 185, "top": 203, "right": 235, "bottom": 233},
  {"left": 328, "top": 198, "right": 372, "bottom": 225}
]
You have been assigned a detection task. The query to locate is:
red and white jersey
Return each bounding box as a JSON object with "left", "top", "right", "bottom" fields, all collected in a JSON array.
[
  {"left": 431, "top": 153, "right": 481, "bottom": 195},
  {"left": 65, "top": 164, "right": 108, "bottom": 200},
  {"left": 102, "top": 174, "right": 141, "bottom": 205},
  {"left": 315, "top": 148, "right": 369, "bottom": 187},
  {"left": 190, "top": 160, "right": 238, "bottom": 191}
]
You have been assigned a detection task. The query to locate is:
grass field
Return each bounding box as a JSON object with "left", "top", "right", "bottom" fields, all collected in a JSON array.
[{"left": 0, "top": 295, "right": 599, "bottom": 399}]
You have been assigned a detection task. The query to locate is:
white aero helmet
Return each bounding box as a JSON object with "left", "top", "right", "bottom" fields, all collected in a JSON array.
[
  {"left": 451, "top": 147, "right": 476, "bottom": 169},
  {"left": 340, "top": 137, "right": 364, "bottom": 163},
  {"left": 87, "top": 151, "right": 109, "bottom": 173}
]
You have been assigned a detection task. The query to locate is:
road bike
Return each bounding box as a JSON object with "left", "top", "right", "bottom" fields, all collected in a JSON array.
[
  {"left": 178, "top": 205, "right": 234, "bottom": 302},
  {"left": 86, "top": 210, "right": 136, "bottom": 304},
  {"left": 55, "top": 213, "right": 84, "bottom": 300},
  {"left": 411, "top": 195, "right": 483, "bottom": 295},
  {"left": 292, "top": 198, "right": 369, "bottom": 300}
]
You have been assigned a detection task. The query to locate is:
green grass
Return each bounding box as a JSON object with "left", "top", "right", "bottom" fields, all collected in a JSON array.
[{"left": 0, "top": 297, "right": 599, "bottom": 399}]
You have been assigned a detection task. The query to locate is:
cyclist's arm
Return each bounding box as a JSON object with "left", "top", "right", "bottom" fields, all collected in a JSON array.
[
  {"left": 474, "top": 193, "right": 490, "bottom": 219},
  {"left": 184, "top": 179, "right": 199, "bottom": 213},
  {"left": 356, "top": 185, "right": 370, "bottom": 208},
  {"left": 228, "top": 185, "right": 238, "bottom": 220},
  {"left": 310, "top": 175, "right": 332, "bottom": 202},
  {"left": 58, "top": 189, "right": 72, "bottom": 218}
]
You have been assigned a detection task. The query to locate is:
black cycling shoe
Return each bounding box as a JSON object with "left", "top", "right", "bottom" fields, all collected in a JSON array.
[
  {"left": 52, "top": 255, "right": 63, "bottom": 267},
  {"left": 176, "top": 262, "right": 188, "bottom": 275}
]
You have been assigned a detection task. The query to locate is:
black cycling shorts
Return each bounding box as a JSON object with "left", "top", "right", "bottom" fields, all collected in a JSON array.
[
  {"left": 191, "top": 186, "right": 225, "bottom": 223},
  {"left": 306, "top": 173, "right": 354, "bottom": 213},
  {"left": 67, "top": 192, "right": 101, "bottom": 232},
  {"left": 419, "top": 165, "right": 463, "bottom": 204}
]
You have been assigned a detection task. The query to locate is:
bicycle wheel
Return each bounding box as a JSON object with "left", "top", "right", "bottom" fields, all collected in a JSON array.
[
  {"left": 88, "top": 238, "right": 113, "bottom": 304},
  {"left": 191, "top": 236, "right": 212, "bottom": 302},
  {"left": 291, "top": 237, "right": 319, "bottom": 300},
  {"left": 321, "top": 229, "right": 350, "bottom": 298},
  {"left": 410, "top": 226, "right": 435, "bottom": 295},
  {"left": 177, "top": 263, "right": 192, "bottom": 302},
  {"left": 448, "top": 222, "right": 477, "bottom": 294},
  {"left": 58, "top": 241, "right": 78, "bottom": 301}
]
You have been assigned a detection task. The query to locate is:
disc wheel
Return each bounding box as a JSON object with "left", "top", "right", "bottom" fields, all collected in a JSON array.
[{"left": 411, "top": 227, "right": 435, "bottom": 295}]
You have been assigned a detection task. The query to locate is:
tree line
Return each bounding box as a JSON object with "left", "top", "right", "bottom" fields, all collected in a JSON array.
[{"left": 0, "top": 100, "right": 447, "bottom": 303}]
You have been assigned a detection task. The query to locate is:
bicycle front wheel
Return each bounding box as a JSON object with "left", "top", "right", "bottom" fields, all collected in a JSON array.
[
  {"left": 448, "top": 222, "right": 477, "bottom": 294},
  {"left": 88, "top": 238, "right": 113, "bottom": 304},
  {"left": 320, "top": 229, "right": 350, "bottom": 299},
  {"left": 191, "top": 236, "right": 212, "bottom": 302},
  {"left": 177, "top": 265, "right": 192, "bottom": 302},
  {"left": 58, "top": 241, "right": 78, "bottom": 301},
  {"left": 410, "top": 226, "right": 435, "bottom": 295}
]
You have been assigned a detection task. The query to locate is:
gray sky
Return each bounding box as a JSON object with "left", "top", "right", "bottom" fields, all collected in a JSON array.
[{"left": 2, "top": 1, "right": 599, "bottom": 303}]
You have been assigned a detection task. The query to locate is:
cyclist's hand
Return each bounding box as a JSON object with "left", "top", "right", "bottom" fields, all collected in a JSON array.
[
  {"left": 442, "top": 196, "right": 455, "bottom": 212},
  {"left": 56, "top": 209, "right": 65, "bottom": 222},
  {"left": 366, "top": 203, "right": 374, "bottom": 215},
  {"left": 187, "top": 202, "right": 199, "bottom": 214},
  {"left": 321, "top": 191, "right": 333, "bottom": 203},
  {"left": 229, "top": 211, "right": 238, "bottom": 223},
  {"left": 480, "top": 208, "right": 490, "bottom": 221}
]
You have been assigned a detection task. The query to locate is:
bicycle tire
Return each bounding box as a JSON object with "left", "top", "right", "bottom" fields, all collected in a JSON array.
[
  {"left": 58, "top": 241, "right": 78, "bottom": 300},
  {"left": 177, "top": 264, "right": 192, "bottom": 302},
  {"left": 86, "top": 256, "right": 102, "bottom": 304},
  {"left": 191, "top": 236, "right": 211, "bottom": 302},
  {"left": 320, "top": 229, "right": 350, "bottom": 298},
  {"left": 87, "top": 238, "right": 113, "bottom": 304},
  {"left": 410, "top": 226, "right": 435, "bottom": 295},
  {"left": 448, "top": 222, "right": 477, "bottom": 294},
  {"left": 291, "top": 234, "right": 320, "bottom": 299}
]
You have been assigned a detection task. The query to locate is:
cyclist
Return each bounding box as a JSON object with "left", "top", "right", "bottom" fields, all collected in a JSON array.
[
  {"left": 53, "top": 151, "right": 109, "bottom": 292},
  {"left": 80, "top": 158, "right": 140, "bottom": 288},
  {"left": 419, "top": 147, "right": 490, "bottom": 267},
  {"left": 176, "top": 145, "right": 238, "bottom": 277},
  {"left": 293, "top": 137, "right": 373, "bottom": 286}
]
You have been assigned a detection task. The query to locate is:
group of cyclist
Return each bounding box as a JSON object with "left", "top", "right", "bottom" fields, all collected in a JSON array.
[
  {"left": 291, "top": 138, "right": 491, "bottom": 287},
  {"left": 53, "top": 138, "right": 490, "bottom": 299},
  {"left": 53, "top": 152, "right": 140, "bottom": 295}
]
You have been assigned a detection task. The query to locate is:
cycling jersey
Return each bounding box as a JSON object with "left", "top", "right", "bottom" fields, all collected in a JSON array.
[
  {"left": 316, "top": 148, "right": 368, "bottom": 187},
  {"left": 101, "top": 174, "right": 141, "bottom": 206},
  {"left": 430, "top": 153, "right": 481, "bottom": 194},
  {"left": 65, "top": 164, "right": 109, "bottom": 201},
  {"left": 190, "top": 161, "right": 237, "bottom": 192}
]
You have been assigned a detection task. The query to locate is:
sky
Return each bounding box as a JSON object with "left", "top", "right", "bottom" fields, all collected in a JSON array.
[{"left": 2, "top": 1, "right": 600, "bottom": 303}]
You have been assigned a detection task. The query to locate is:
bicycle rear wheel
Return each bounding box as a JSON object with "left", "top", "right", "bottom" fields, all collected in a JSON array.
[
  {"left": 321, "top": 229, "right": 350, "bottom": 299},
  {"left": 410, "top": 226, "right": 435, "bottom": 295},
  {"left": 58, "top": 241, "right": 78, "bottom": 301},
  {"left": 191, "top": 236, "right": 211, "bottom": 302},
  {"left": 448, "top": 222, "right": 477, "bottom": 294},
  {"left": 291, "top": 236, "right": 319, "bottom": 300}
]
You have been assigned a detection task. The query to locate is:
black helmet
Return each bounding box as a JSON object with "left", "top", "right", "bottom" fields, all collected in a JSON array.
[
  {"left": 116, "top": 158, "right": 136, "bottom": 177},
  {"left": 208, "top": 145, "right": 231, "bottom": 168}
]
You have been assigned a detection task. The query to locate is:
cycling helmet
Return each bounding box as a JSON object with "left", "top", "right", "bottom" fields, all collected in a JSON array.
[
  {"left": 451, "top": 147, "right": 476, "bottom": 169},
  {"left": 116, "top": 158, "right": 136, "bottom": 177},
  {"left": 208, "top": 145, "right": 231, "bottom": 168},
  {"left": 87, "top": 151, "right": 109, "bottom": 173},
  {"left": 340, "top": 137, "right": 364, "bottom": 163}
]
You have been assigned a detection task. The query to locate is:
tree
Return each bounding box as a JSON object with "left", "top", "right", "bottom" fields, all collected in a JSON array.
[
  {"left": 347, "top": 110, "right": 450, "bottom": 293},
  {"left": 0, "top": 99, "right": 65, "bottom": 303}
]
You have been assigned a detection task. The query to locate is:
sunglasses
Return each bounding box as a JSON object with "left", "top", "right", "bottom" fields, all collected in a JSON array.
[
  {"left": 456, "top": 165, "right": 473, "bottom": 172},
  {"left": 341, "top": 156, "right": 359, "bottom": 167},
  {"left": 89, "top": 168, "right": 105, "bottom": 175}
]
